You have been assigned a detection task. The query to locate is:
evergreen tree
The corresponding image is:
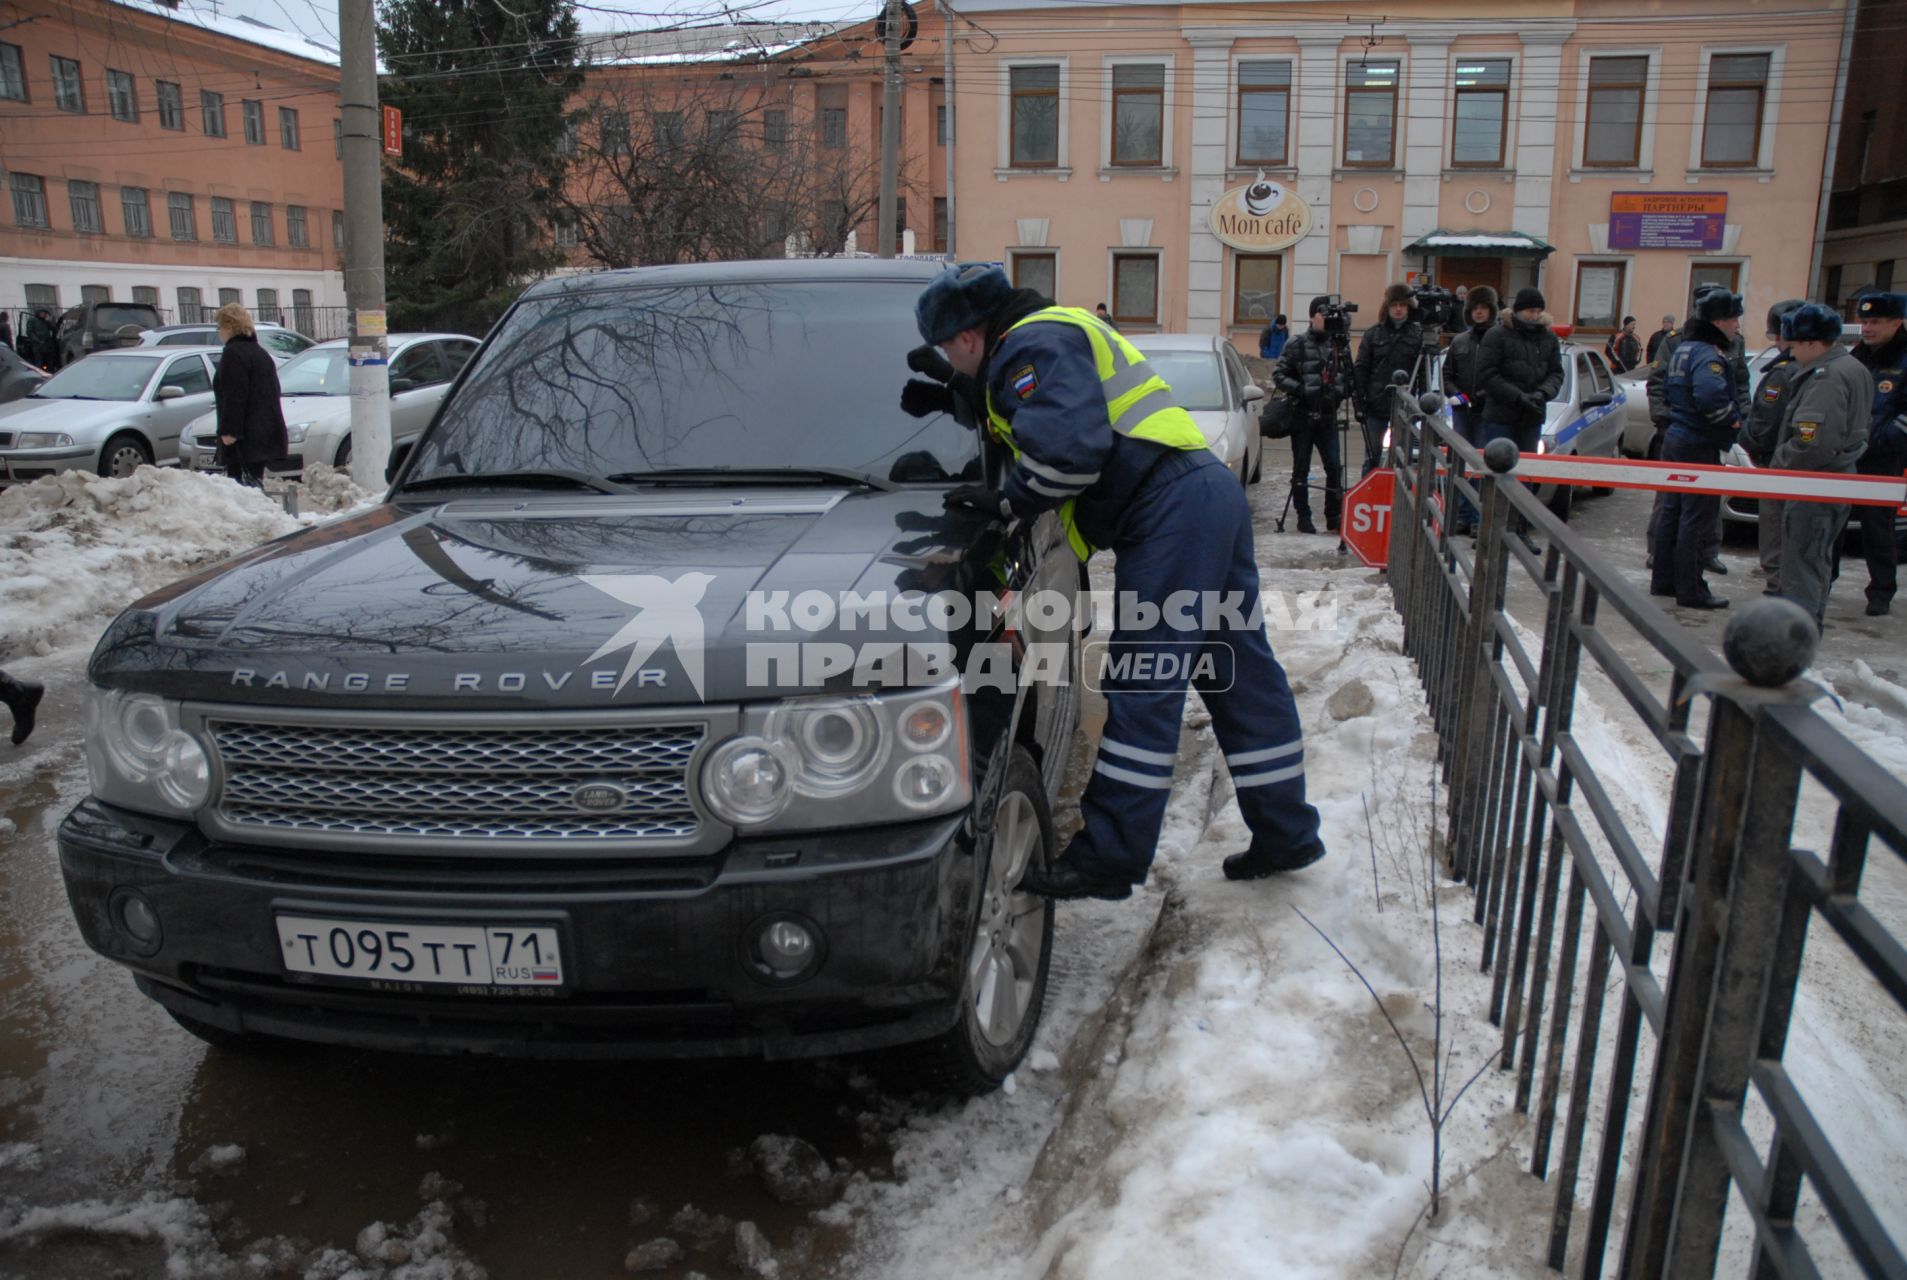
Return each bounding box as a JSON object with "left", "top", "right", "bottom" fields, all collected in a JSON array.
[{"left": 376, "top": 0, "right": 581, "bottom": 334}]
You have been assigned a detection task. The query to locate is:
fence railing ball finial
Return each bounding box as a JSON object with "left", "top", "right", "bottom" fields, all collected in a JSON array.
[
  {"left": 1721, "top": 596, "right": 1818, "bottom": 687},
  {"left": 1482, "top": 438, "right": 1520, "bottom": 474}
]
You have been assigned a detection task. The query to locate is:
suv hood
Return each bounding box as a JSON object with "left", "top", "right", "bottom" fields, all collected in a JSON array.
[{"left": 90, "top": 488, "right": 1005, "bottom": 708}]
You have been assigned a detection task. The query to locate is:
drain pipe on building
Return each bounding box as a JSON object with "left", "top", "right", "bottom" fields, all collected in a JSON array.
[
  {"left": 1808, "top": 0, "right": 1859, "bottom": 298},
  {"left": 944, "top": 4, "right": 955, "bottom": 257}
]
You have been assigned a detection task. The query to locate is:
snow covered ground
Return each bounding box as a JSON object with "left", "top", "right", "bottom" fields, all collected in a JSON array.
[{"left": 1, "top": 469, "right": 1902, "bottom": 1279}]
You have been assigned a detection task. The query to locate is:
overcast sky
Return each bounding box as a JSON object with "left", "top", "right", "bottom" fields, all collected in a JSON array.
[{"left": 206, "top": 0, "right": 878, "bottom": 48}]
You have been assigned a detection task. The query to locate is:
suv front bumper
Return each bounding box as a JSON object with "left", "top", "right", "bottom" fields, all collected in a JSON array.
[{"left": 58, "top": 797, "right": 979, "bottom": 1060}]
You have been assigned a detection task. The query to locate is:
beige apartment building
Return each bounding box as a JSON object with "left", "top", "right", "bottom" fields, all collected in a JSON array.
[
  {"left": 945, "top": 0, "right": 1850, "bottom": 348},
  {"left": 0, "top": 0, "right": 346, "bottom": 329}
]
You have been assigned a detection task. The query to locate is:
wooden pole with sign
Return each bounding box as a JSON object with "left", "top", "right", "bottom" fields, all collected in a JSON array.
[{"left": 339, "top": 0, "right": 391, "bottom": 493}]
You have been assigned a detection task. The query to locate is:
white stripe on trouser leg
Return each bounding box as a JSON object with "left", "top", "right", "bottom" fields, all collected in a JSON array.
[
  {"left": 1233, "top": 761, "right": 1305, "bottom": 788},
  {"left": 1227, "top": 741, "right": 1303, "bottom": 768},
  {"left": 1094, "top": 759, "right": 1178, "bottom": 789},
  {"left": 1099, "top": 737, "right": 1178, "bottom": 767}
]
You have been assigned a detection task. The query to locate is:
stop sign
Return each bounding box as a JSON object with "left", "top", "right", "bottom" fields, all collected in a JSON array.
[{"left": 1341, "top": 469, "right": 1395, "bottom": 567}]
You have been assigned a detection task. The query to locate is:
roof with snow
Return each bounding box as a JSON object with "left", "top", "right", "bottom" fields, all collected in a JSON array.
[
  {"left": 580, "top": 21, "right": 845, "bottom": 68},
  {"left": 107, "top": 0, "right": 342, "bottom": 69},
  {"left": 1406, "top": 229, "right": 1555, "bottom": 259}
]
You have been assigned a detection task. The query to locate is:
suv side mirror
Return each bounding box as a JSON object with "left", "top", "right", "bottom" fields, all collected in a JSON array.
[
  {"left": 156, "top": 384, "right": 186, "bottom": 401},
  {"left": 389, "top": 377, "right": 416, "bottom": 395}
]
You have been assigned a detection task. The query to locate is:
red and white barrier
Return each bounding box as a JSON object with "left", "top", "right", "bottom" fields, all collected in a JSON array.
[{"left": 1493, "top": 453, "right": 1907, "bottom": 509}]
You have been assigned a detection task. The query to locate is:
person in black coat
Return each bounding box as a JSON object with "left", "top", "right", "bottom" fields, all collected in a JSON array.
[
  {"left": 1442, "top": 286, "right": 1499, "bottom": 533},
  {"left": 212, "top": 303, "right": 288, "bottom": 488},
  {"left": 23, "top": 309, "right": 56, "bottom": 371},
  {"left": 1352, "top": 283, "right": 1428, "bottom": 477},
  {"left": 1477, "top": 288, "right": 1564, "bottom": 544},
  {"left": 0, "top": 312, "right": 12, "bottom": 354},
  {"left": 1274, "top": 296, "right": 1347, "bottom": 533}
]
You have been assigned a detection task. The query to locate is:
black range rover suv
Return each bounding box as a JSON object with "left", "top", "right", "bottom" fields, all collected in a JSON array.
[{"left": 57, "top": 259, "right": 1082, "bottom": 1092}]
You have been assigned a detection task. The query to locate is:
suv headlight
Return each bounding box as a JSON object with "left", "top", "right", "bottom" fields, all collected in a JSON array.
[
  {"left": 14, "top": 432, "right": 72, "bottom": 449},
  {"left": 701, "top": 683, "right": 968, "bottom": 831},
  {"left": 85, "top": 688, "right": 210, "bottom": 816}
]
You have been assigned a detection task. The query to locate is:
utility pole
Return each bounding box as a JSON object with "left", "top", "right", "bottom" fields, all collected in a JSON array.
[
  {"left": 339, "top": 0, "right": 391, "bottom": 493},
  {"left": 876, "top": 0, "right": 902, "bottom": 258}
]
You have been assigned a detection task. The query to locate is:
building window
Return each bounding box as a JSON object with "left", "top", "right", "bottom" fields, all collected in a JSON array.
[
  {"left": 1233, "top": 254, "right": 1281, "bottom": 326},
  {"left": 332, "top": 209, "right": 345, "bottom": 250},
  {"left": 1688, "top": 262, "right": 1740, "bottom": 313},
  {"left": 107, "top": 68, "right": 138, "bottom": 121},
  {"left": 211, "top": 197, "right": 237, "bottom": 243},
  {"left": 243, "top": 98, "right": 264, "bottom": 144},
  {"left": 1343, "top": 60, "right": 1399, "bottom": 168},
  {"left": 1700, "top": 53, "right": 1769, "bottom": 168},
  {"left": 202, "top": 90, "right": 225, "bottom": 137},
  {"left": 1572, "top": 261, "right": 1626, "bottom": 332},
  {"left": 250, "top": 201, "right": 274, "bottom": 245},
  {"left": 156, "top": 80, "right": 183, "bottom": 130},
  {"left": 599, "top": 110, "right": 630, "bottom": 156},
  {"left": 1010, "top": 64, "right": 1060, "bottom": 167},
  {"left": 24, "top": 284, "right": 58, "bottom": 313},
  {"left": 121, "top": 186, "right": 152, "bottom": 238},
  {"left": 1236, "top": 61, "right": 1291, "bottom": 167},
  {"left": 553, "top": 216, "right": 578, "bottom": 247},
  {"left": 1110, "top": 63, "right": 1165, "bottom": 167},
  {"left": 706, "top": 109, "right": 738, "bottom": 146},
  {"left": 821, "top": 107, "right": 847, "bottom": 149},
  {"left": 81, "top": 285, "right": 109, "bottom": 306},
  {"left": 287, "top": 204, "right": 308, "bottom": 248},
  {"left": 1879, "top": 261, "right": 1897, "bottom": 293},
  {"left": 1112, "top": 253, "right": 1160, "bottom": 326},
  {"left": 936, "top": 103, "right": 950, "bottom": 146},
  {"left": 218, "top": 288, "right": 240, "bottom": 307},
  {"left": 132, "top": 285, "right": 158, "bottom": 308},
  {"left": 51, "top": 55, "right": 84, "bottom": 113},
  {"left": 167, "top": 191, "right": 197, "bottom": 241},
  {"left": 764, "top": 108, "right": 788, "bottom": 150},
  {"left": 332, "top": 117, "right": 344, "bottom": 159},
  {"left": 69, "top": 180, "right": 103, "bottom": 234},
  {"left": 1585, "top": 56, "right": 1648, "bottom": 167},
  {"left": 933, "top": 196, "right": 948, "bottom": 253},
  {"left": 256, "top": 289, "right": 279, "bottom": 324},
  {"left": 1010, "top": 251, "right": 1056, "bottom": 298},
  {"left": 177, "top": 287, "right": 203, "bottom": 324},
  {"left": 653, "top": 111, "right": 683, "bottom": 150},
  {"left": 280, "top": 107, "right": 300, "bottom": 150},
  {"left": 556, "top": 120, "right": 577, "bottom": 157},
  {"left": 1451, "top": 58, "right": 1511, "bottom": 167},
  {"left": 0, "top": 44, "right": 24, "bottom": 101},
  {"left": 9, "top": 173, "right": 48, "bottom": 229}
]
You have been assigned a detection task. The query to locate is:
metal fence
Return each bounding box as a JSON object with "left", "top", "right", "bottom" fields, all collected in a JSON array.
[{"left": 1384, "top": 390, "right": 1907, "bottom": 1277}]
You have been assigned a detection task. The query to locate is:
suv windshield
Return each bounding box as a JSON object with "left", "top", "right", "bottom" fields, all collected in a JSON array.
[
  {"left": 36, "top": 356, "right": 160, "bottom": 401},
  {"left": 276, "top": 346, "right": 350, "bottom": 395},
  {"left": 406, "top": 281, "right": 983, "bottom": 487}
]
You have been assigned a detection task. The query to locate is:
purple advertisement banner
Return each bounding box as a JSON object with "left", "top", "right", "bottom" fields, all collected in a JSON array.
[{"left": 1607, "top": 192, "right": 1728, "bottom": 251}]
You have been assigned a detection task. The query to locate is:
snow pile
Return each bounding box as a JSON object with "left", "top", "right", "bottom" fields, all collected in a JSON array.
[{"left": 0, "top": 466, "right": 375, "bottom": 661}]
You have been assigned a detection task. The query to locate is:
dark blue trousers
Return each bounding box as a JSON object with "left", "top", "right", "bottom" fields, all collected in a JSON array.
[
  {"left": 1065, "top": 452, "right": 1325, "bottom": 884},
  {"left": 1451, "top": 407, "right": 1484, "bottom": 530},
  {"left": 1651, "top": 431, "right": 1723, "bottom": 603}
]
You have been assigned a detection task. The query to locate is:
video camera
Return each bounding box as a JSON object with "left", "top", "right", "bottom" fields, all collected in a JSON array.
[
  {"left": 1410, "top": 281, "right": 1459, "bottom": 330},
  {"left": 1317, "top": 295, "right": 1359, "bottom": 339}
]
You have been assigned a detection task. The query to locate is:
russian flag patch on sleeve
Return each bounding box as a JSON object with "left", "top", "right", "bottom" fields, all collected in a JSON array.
[{"left": 1011, "top": 364, "right": 1039, "bottom": 399}]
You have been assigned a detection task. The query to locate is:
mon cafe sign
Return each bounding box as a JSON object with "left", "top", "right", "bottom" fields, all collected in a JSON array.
[{"left": 1208, "top": 174, "right": 1314, "bottom": 251}]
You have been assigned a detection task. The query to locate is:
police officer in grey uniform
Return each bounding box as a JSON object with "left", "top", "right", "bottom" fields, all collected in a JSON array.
[
  {"left": 1772, "top": 302, "right": 1875, "bottom": 628},
  {"left": 1740, "top": 299, "right": 1808, "bottom": 592}
]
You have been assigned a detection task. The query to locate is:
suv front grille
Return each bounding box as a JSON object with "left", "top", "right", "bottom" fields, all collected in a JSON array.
[{"left": 207, "top": 719, "right": 707, "bottom": 845}]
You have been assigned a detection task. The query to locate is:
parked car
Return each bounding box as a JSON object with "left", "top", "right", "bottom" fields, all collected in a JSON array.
[
  {"left": 57, "top": 258, "right": 1079, "bottom": 1094},
  {"left": 0, "top": 346, "right": 220, "bottom": 486},
  {"left": 1126, "top": 333, "right": 1265, "bottom": 484},
  {"left": 0, "top": 345, "right": 47, "bottom": 404},
  {"left": 53, "top": 301, "right": 165, "bottom": 368},
  {"left": 134, "top": 323, "right": 315, "bottom": 365},
  {"left": 178, "top": 333, "right": 479, "bottom": 476}
]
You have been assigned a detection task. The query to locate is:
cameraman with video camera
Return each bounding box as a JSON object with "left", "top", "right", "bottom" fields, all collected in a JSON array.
[
  {"left": 1275, "top": 295, "right": 1351, "bottom": 534},
  {"left": 1353, "top": 283, "right": 1428, "bottom": 477}
]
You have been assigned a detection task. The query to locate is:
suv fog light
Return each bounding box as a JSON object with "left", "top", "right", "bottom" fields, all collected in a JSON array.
[
  {"left": 112, "top": 889, "right": 162, "bottom": 952},
  {"left": 705, "top": 737, "right": 792, "bottom": 825},
  {"left": 893, "top": 755, "right": 956, "bottom": 810},
  {"left": 746, "top": 914, "right": 824, "bottom": 983}
]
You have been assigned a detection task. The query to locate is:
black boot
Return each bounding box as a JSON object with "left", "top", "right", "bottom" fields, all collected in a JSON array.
[
  {"left": 0, "top": 674, "right": 43, "bottom": 746},
  {"left": 1018, "top": 860, "right": 1134, "bottom": 901},
  {"left": 1296, "top": 515, "right": 1317, "bottom": 534},
  {"left": 1222, "top": 843, "right": 1326, "bottom": 881}
]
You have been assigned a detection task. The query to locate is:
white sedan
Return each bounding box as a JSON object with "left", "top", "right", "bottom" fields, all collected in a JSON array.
[
  {"left": 180, "top": 333, "right": 479, "bottom": 477},
  {"left": 1126, "top": 333, "right": 1265, "bottom": 483},
  {"left": 0, "top": 346, "right": 221, "bottom": 486}
]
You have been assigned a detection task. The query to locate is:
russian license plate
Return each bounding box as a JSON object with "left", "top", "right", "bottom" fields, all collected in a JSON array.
[
  {"left": 275, "top": 916, "right": 564, "bottom": 988},
  {"left": 191, "top": 450, "right": 219, "bottom": 471}
]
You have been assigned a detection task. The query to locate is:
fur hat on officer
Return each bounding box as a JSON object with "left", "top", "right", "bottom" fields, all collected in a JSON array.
[
  {"left": 916, "top": 264, "right": 1016, "bottom": 345},
  {"left": 1467, "top": 286, "right": 1499, "bottom": 323},
  {"left": 1855, "top": 291, "right": 1907, "bottom": 321},
  {"left": 1694, "top": 288, "right": 1746, "bottom": 323},
  {"left": 1766, "top": 298, "right": 1807, "bottom": 339},
  {"left": 1382, "top": 283, "right": 1414, "bottom": 310},
  {"left": 1781, "top": 302, "right": 1843, "bottom": 344}
]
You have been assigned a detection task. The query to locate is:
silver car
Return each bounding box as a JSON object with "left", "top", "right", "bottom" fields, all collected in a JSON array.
[
  {"left": 0, "top": 346, "right": 221, "bottom": 486},
  {"left": 134, "top": 323, "right": 315, "bottom": 365},
  {"left": 180, "top": 333, "right": 479, "bottom": 476},
  {"left": 1126, "top": 333, "right": 1265, "bottom": 483}
]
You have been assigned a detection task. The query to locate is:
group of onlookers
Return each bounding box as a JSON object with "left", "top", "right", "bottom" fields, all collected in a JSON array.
[{"left": 0, "top": 309, "right": 59, "bottom": 370}]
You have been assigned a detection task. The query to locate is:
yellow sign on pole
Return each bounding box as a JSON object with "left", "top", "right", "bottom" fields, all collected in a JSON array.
[{"left": 355, "top": 308, "right": 387, "bottom": 337}]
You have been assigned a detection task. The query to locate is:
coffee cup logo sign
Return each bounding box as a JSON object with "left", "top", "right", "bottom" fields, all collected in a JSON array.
[{"left": 1209, "top": 172, "right": 1313, "bottom": 252}]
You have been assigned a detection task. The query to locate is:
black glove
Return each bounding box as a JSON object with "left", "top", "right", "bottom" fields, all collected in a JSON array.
[
  {"left": 1522, "top": 391, "right": 1547, "bottom": 413},
  {"left": 901, "top": 379, "right": 957, "bottom": 419},
  {"left": 907, "top": 343, "right": 956, "bottom": 384},
  {"left": 944, "top": 485, "right": 1013, "bottom": 522}
]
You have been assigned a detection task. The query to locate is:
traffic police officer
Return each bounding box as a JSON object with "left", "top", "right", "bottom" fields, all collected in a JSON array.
[
  {"left": 1848, "top": 291, "right": 1907, "bottom": 615},
  {"left": 1772, "top": 302, "right": 1875, "bottom": 628},
  {"left": 908, "top": 264, "right": 1326, "bottom": 898},
  {"left": 1649, "top": 288, "right": 1745, "bottom": 609},
  {"left": 1740, "top": 299, "right": 1808, "bottom": 592}
]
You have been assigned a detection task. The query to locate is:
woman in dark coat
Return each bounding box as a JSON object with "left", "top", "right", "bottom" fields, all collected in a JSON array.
[{"left": 212, "top": 303, "right": 288, "bottom": 487}]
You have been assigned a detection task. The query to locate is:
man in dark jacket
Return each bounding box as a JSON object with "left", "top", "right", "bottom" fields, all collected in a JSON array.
[
  {"left": 1646, "top": 314, "right": 1676, "bottom": 364},
  {"left": 1646, "top": 286, "right": 1744, "bottom": 576},
  {"left": 1740, "top": 299, "right": 1808, "bottom": 592},
  {"left": 1604, "top": 316, "right": 1642, "bottom": 373},
  {"left": 1274, "top": 297, "right": 1346, "bottom": 533},
  {"left": 1477, "top": 288, "right": 1563, "bottom": 547},
  {"left": 23, "top": 309, "right": 56, "bottom": 371},
  {"left": 1774, "top": 302, "right": 1874, "bottom": 627},
  {"left": 1442, "top": 286, "right": 1499, "bottom": 534},
  {"left": 212, "top": 303, "right": 288, "bottom": 488},
  {"left": 1649, "top": 289, "right": 1745, "bottom": 609},
  {"left": 1352, "top": 283, "right": 1426, "bottom": 477},
  {"left": 1846, "top": 291, "right": 1907, "bottom": 614}
]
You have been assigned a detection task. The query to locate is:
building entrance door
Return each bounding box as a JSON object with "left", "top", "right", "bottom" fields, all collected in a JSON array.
[{"left": 1437, "top": 256, "right": 1506, "bottom": 299}]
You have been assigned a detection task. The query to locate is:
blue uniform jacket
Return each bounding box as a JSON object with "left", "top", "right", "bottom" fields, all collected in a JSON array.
[
  {"left": 1852, "top": 331, "right": 1907, "bottom": 455},
  {"left": 986, "top": 318, "right": 1183, "bottom": 550},
  {"left": 1664, "top": 335, "right": 1742, "bottom": 449}
]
